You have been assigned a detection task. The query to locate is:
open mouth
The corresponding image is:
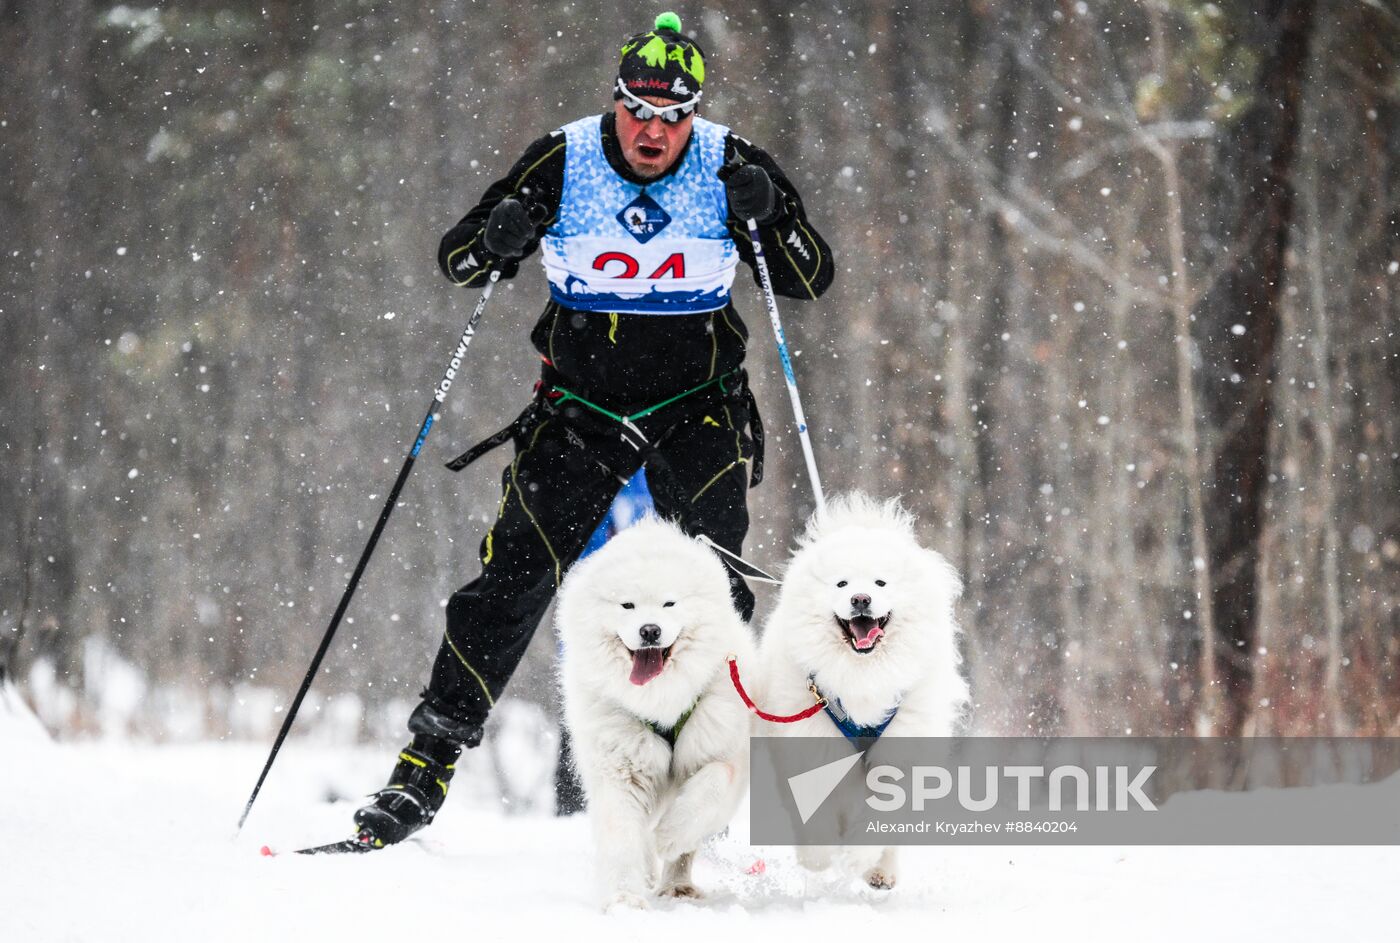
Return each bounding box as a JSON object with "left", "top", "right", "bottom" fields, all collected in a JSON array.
[
  {"left": 629, "top": 644, "right": 673, "bottom": 685},
  {"left": 636, "top": 143, "right": 664, "bottom": 160},
  {"left": 836, "top": 614, "right": 889, "bottom": 654}
]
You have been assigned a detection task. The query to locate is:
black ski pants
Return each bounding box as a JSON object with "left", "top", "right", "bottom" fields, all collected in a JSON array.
[{"left": 420, "top": 379, "right": 758, "bottom": 738}]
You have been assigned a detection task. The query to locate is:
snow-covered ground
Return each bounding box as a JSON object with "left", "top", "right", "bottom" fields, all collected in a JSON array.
[{"left": 4, "top": 698, "right": 1395, "bottom": 941}]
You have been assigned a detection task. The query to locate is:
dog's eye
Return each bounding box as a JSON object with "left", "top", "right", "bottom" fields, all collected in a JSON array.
[
  {"left": 621, "top": 602, "right": 635, "bottom": 610},
  {"left": 663, "top": 601, "right": 675, "bottom": 608},
  {"left": 837, "top": 580, "right": 847, "bottom": 588},
  {"left": 875, "top": 580, "right": 886, "bottom": 587}
]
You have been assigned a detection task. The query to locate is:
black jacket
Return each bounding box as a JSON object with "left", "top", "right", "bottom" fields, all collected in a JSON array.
[{"left": 438, "top": 112, "right": 834, "bottom": 407}]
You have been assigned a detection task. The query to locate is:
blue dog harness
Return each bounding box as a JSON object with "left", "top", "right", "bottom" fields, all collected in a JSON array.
[{"left": 809, "top": 676, "right": 900, "bottom": 742}]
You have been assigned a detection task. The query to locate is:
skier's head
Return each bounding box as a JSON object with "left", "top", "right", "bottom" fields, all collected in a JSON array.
[
  {"left": 616, "top": 11, "right": 706, "bottom": 107},
  {"left": 613, "top": 12, "right": 705, "bottom": 179}
]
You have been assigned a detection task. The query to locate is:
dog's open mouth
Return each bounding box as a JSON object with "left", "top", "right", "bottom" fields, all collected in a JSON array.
[
  {"left": 629, "top": 644, "right": 673, "bottom": 685},
  {"left": 836, "top": 614, "right": 889, "bottom": 653}
]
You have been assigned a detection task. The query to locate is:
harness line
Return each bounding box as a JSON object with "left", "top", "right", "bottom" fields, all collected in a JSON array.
[{"left": 726, "top": 655, "right": 826, "bottom": 723}]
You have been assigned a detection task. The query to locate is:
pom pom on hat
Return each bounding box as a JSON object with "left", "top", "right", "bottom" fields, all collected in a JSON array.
[{"left": 616, "top": 12, "right": 707, "bottom": 103}]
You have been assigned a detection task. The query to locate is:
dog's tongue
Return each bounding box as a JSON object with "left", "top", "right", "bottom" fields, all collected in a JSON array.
[
  {"left": 850, "top": 616, "right": 883, "bottom": 650},
  {"left": 630, "top": 647, "right": 666, "bottom": 686}
]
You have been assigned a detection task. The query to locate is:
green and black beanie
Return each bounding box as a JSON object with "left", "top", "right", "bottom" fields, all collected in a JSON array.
[{"left": 616, "top": 12, "right": 707, "bottom": 104}]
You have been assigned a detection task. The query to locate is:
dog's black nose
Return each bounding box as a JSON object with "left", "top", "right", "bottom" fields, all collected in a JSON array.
[
  {"left": 850, "top": 594, "right": 872, "bottom": 612},
  {"left": 639, "top": 624, "right": 662, "bottom": 646}
]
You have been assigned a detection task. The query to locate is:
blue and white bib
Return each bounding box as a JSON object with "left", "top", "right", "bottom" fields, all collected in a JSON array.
[{"left": 540, "top": 114, "right": 738, "bottom": 315}]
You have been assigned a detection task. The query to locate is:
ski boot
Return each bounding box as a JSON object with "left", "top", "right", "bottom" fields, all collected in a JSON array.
[{"left": 352, "top": 701, "right": 480, "bottom": 847}]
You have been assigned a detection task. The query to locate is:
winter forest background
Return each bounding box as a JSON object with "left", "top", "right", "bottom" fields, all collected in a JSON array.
[{"left": 2, "top": 0, "right": 1397, "bottom": 753}]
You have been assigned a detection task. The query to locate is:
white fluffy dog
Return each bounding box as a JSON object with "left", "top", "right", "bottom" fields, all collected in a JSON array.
[
  {"left": 557, "top": 517, "right": 754, "bottom": 910},
  {"left": 756, "top": 493, "right": 969, "bottom": 889}
]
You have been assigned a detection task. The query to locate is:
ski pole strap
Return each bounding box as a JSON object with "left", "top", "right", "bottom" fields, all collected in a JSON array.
[
  {"left": 444, "top": 399, "right": 545, "bottom": 472},
  {"left": 726, "top": 655, "right": 827, "bottom": 723},
  {"left": 742, "top": 383, "right": 764, "bottom": 488}
]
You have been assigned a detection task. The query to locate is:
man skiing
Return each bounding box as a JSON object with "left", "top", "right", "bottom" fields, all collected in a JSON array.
[{"left": 352, "top": 11, "right": 833, "bottom": 847}]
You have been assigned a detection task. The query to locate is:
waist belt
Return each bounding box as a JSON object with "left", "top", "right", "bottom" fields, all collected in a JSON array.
[
  {"left": 445, "top": 368, "right": 763, "bottom": 488},
  {"left": 552, "top": 370, "right": 734, "bottom": 427}
]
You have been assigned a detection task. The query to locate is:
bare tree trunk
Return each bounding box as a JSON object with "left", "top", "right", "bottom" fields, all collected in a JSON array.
[
  {"left": 1143, "top": 4, "right": 1221, "bottom": 735},
  {"left": 1157, "top": 147, "right": 1220, "bottom": 733},
  {"left": 0, "top": 435, "right": 39, "bottom": 687},
  {"left": 1195, "top": 0, "right": 1317, "bottom": 736},
  {"left": 1105, "top": 207, "right": 1159, "bottom": 727},
  {"left": 971, "top": 31, "right": 1023, "bottom": 731},
  {"left": 14, "top": 0, "right": 92, "bottom": 700},
  {"left": 941, "top": 238, "right": 980, "bottom": 687},
  {"left": 1303, "top": 156, "right": 1347, "bottom": 733}
]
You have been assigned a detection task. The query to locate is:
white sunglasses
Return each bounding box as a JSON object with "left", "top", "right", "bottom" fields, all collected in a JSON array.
[{"left": 615, "top": 78, "right": 702, "bottom": 123}]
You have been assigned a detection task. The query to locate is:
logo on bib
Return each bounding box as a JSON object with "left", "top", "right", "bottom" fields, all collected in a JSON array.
[{"left": 616, "top": 191, "right": 672, "bottom": 244}]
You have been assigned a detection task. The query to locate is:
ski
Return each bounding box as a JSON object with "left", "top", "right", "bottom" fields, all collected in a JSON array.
[{"left": 260, "top": 830, "right": 382, "bottom": 857}]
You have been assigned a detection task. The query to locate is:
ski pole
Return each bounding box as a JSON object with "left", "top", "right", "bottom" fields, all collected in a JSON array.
[
  {"left": 236, "top": 270, "right": 502, "bottom": 834},
  {"left": 744, "top": 217, "right": 825, "bottom": 509}
]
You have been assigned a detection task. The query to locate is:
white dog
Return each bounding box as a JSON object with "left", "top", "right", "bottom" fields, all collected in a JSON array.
[
  {"left": 557, "top": 517, "right": 754, "bottom": 910},
  {"left": 756, "top": 493, "right": 969, "bottom": 889}
]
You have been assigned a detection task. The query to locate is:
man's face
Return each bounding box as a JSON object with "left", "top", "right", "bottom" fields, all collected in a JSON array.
[{"left": 614, "top": 97, "right": 695, "bottom": 179}]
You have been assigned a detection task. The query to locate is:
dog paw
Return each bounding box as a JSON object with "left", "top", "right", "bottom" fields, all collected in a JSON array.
[
  {"left": 864, "top": 867, "right": 897, "bottom": 890},
  {"left": 658, "top": 883, "right": 704, "bottom": 899},
  {"left": 796, "top": 846, "right": 835, "bottom": 871},
  {"left": 603, "top": 891, "right": 650, "bottom": 912}
]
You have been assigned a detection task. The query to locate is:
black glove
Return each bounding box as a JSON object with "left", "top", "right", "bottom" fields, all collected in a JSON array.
[
  {"left": 483, "top": 198, "right": 536, "bottom": 259},
  {"left": 720, "top": 163, "right": 779, "bottom": 225}
]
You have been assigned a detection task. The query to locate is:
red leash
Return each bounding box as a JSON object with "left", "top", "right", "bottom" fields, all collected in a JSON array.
[{"left": 727, "top": 655, "right": 827, "bottom": 723}]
